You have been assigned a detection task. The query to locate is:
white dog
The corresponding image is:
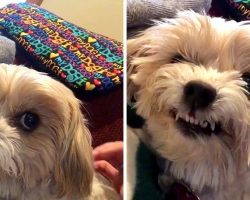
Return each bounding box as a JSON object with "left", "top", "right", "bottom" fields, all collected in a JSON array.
[
  {"left": 0, "top": 64, "right": 118, "bottom": 200},
  {"left": 128, "top": 11, "right": 250, "bottom": 200}
]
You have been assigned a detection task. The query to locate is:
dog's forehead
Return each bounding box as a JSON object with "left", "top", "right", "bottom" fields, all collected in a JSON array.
[
  {"left": 162, "top": 15, "right": 250, "bottom": 71},
  {"left": 0, "top": 64, "right": 69, "bottom": 114}
]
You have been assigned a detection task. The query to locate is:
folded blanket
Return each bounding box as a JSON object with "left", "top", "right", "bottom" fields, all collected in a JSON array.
[
  {"left": 223, "top": 0, "right": 250, "bottom": 21},
  {"left": 0, "top": 3, "right": 123, "bottom": 94}
]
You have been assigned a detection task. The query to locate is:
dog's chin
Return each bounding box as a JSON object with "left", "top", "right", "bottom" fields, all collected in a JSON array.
[{"left": 169, "top": 108, "right": 223, "bottom": 137}]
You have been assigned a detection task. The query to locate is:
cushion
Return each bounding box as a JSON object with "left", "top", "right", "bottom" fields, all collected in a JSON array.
[{"left": 0, "top": 3, "right": 123, "bottom": 93}]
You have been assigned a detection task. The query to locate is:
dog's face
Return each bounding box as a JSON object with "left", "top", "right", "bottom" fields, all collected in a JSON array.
[
  {"left": 0, "top": 64, "right": 93, "bottom": 198},
  {"left": 128, "top": 12, "right": 250, "bottom": 190}
]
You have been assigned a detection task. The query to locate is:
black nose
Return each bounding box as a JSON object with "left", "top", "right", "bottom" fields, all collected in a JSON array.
[{"left": 183, "top": 81, "right": 216, "bottom": 110}]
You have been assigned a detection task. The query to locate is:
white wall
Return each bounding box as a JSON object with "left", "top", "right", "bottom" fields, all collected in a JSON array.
[
  {"left": 0, "top": 0, "right": 25, "bottom": 8},
  {"left": 41, "top": 0, "right": 123, "bottom": 42}
]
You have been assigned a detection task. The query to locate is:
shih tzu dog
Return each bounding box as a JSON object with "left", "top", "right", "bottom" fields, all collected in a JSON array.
[
  {"left": 0, "top": 64, "right": 118, "bottom": 200},
  {"left": 128, "top": 11, "right": 250, "bottom": 200}
]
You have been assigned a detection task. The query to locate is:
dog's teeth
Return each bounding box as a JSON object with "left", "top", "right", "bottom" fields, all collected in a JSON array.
[
  {"left": 204, "top": 122, "right": 208, "bottom": 127},
  {"left": 175, "top": 113, "right": 179, "bottom": 121},
  {"left": 201, "top": 121, "right": 208, "bottom": 128},
  {"left": 190, "top": 117, "right": 194, "bottom": 124},
  {"left": 194, "top": 119, "right": 199, "bottom": 125},
  {"left": 211, "top": 122, "right": 215, "bottom": 131}
]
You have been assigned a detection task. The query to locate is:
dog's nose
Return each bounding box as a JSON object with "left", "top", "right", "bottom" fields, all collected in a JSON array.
[{"left": 183, "top": 80, "right": 216, "bottom": 110}]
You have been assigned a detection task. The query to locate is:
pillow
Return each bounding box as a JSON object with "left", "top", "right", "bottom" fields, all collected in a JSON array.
[{"left": 0, "top": 3, "right": 123, "bottom": 93}]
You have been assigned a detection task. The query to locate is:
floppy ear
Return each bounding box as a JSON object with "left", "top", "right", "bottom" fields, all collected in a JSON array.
[
  {"left": 55, "top": 99, "right": 93, "bottom": 198},
  {"left": 127, "top": 25, "right": 175, "bottom": 118},
  {"left": 127, "top": 25, "right": 168, "bottom": 102},
  {"left": 127, "top": 33, "right": 152, "bottom": 101},
  {"left": 127, "top": 28, "right": 167, "bottom": 120}
]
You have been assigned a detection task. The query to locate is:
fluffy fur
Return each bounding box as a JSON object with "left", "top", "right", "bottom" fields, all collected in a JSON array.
[
  {"left": 128, "top": 11, "right": 250, "bottom": 199},
  {"left": 0, "top": 64, "right": 118, "bottom": 200},
  {"left": 126, "top": 127, "right": 140, "bottom": 200}
]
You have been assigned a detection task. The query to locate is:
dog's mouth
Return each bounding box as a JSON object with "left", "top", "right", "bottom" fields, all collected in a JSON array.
[{"left": 170, "top": 109, "right": 222, "bottom": 136}]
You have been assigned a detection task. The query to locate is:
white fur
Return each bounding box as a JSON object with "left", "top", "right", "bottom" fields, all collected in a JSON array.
[
  {"left": 127, "top": 128, "right": 140, "bottom": 200},
  {"left": 128, "top": 11, "right": 250, "bottom": 199},
  {"left": 0, "top": 64, "right": 118, "bottom": 200}
]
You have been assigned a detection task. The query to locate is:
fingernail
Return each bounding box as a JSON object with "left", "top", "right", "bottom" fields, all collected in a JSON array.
[
  {"left": 93, "top": 162, "right": 99, "bottom": 169},
  {"left": 93, "top": 151, "right": 98, "bottom": 158}
]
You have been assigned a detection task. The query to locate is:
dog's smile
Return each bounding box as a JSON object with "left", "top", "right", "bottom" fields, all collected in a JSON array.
[{"left": 170, "top": 109, "right": 222, "bottom": 136}]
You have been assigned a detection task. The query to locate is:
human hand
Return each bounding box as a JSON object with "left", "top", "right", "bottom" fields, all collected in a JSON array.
[{"left": 93, "top": 141, "right": 123, "bottom": 198}]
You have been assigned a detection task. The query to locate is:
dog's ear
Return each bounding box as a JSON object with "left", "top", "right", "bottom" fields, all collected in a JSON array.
[
  {"left": 55, "top": 99, "right": 93, "bottom": 198},
  {"left": 128, "top": 27, "right": 169, "bottom": 119},
  {"left": 127, "top": 25, "right": 170, "bottom": 102},
  {"left": 127, "top": 32, "right": 151, "bottom": 101}
]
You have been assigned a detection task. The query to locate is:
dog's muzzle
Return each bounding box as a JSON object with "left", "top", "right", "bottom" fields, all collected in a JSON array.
[
  {"left": 183, "top": 80, "right": 216, "bottom": 111},
  {"left": 170, "top": 80, "right": 222, "bottom": 137}
]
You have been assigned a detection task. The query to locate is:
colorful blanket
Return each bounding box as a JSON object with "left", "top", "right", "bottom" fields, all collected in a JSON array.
[{"left": 0, "top": 3, "right": 123, "bottom": 93}]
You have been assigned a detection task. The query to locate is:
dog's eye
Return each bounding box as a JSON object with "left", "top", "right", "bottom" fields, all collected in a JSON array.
[
  {"left": 242, "top": 73, "right": 250, "bottom": 92},
  {"left": 170, "top": 54, "right": 186, "bottom": 63},
  {"left": 20, "top": 112, "right": 40, "bottom": 132}
]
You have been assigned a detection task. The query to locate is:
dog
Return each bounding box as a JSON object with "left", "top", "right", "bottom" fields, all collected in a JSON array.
[
  {"left": 127, "top": 11, "right": 250, "bottom": 200},
  {"left": 0, "top": 64, "right": 118, "bottom": 200}
]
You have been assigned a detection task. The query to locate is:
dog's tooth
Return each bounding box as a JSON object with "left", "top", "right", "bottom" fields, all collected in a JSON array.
[
  {"left": 175, "top": 113, "right": 180, "bottom": 121},
  {"left": 185, "top": 115, "right": 189, "bottom": 122},
  {"left": 211, "top": 122, "right": 215, "bottom": 131},
  {"left": 194, "top": 119, "right": 199, "bottom": 125},
  {"left": 204, "top": 122, "right": 208, "bottom": 128},
  {"left": 190, "top": 117, "right": 194, "bottom": 124},
  {"left": 201, "top": 121, "right": 208, "bottom": 128},
  {"left": 200, "top": 122, "right": 204, "bottom": 127}
]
